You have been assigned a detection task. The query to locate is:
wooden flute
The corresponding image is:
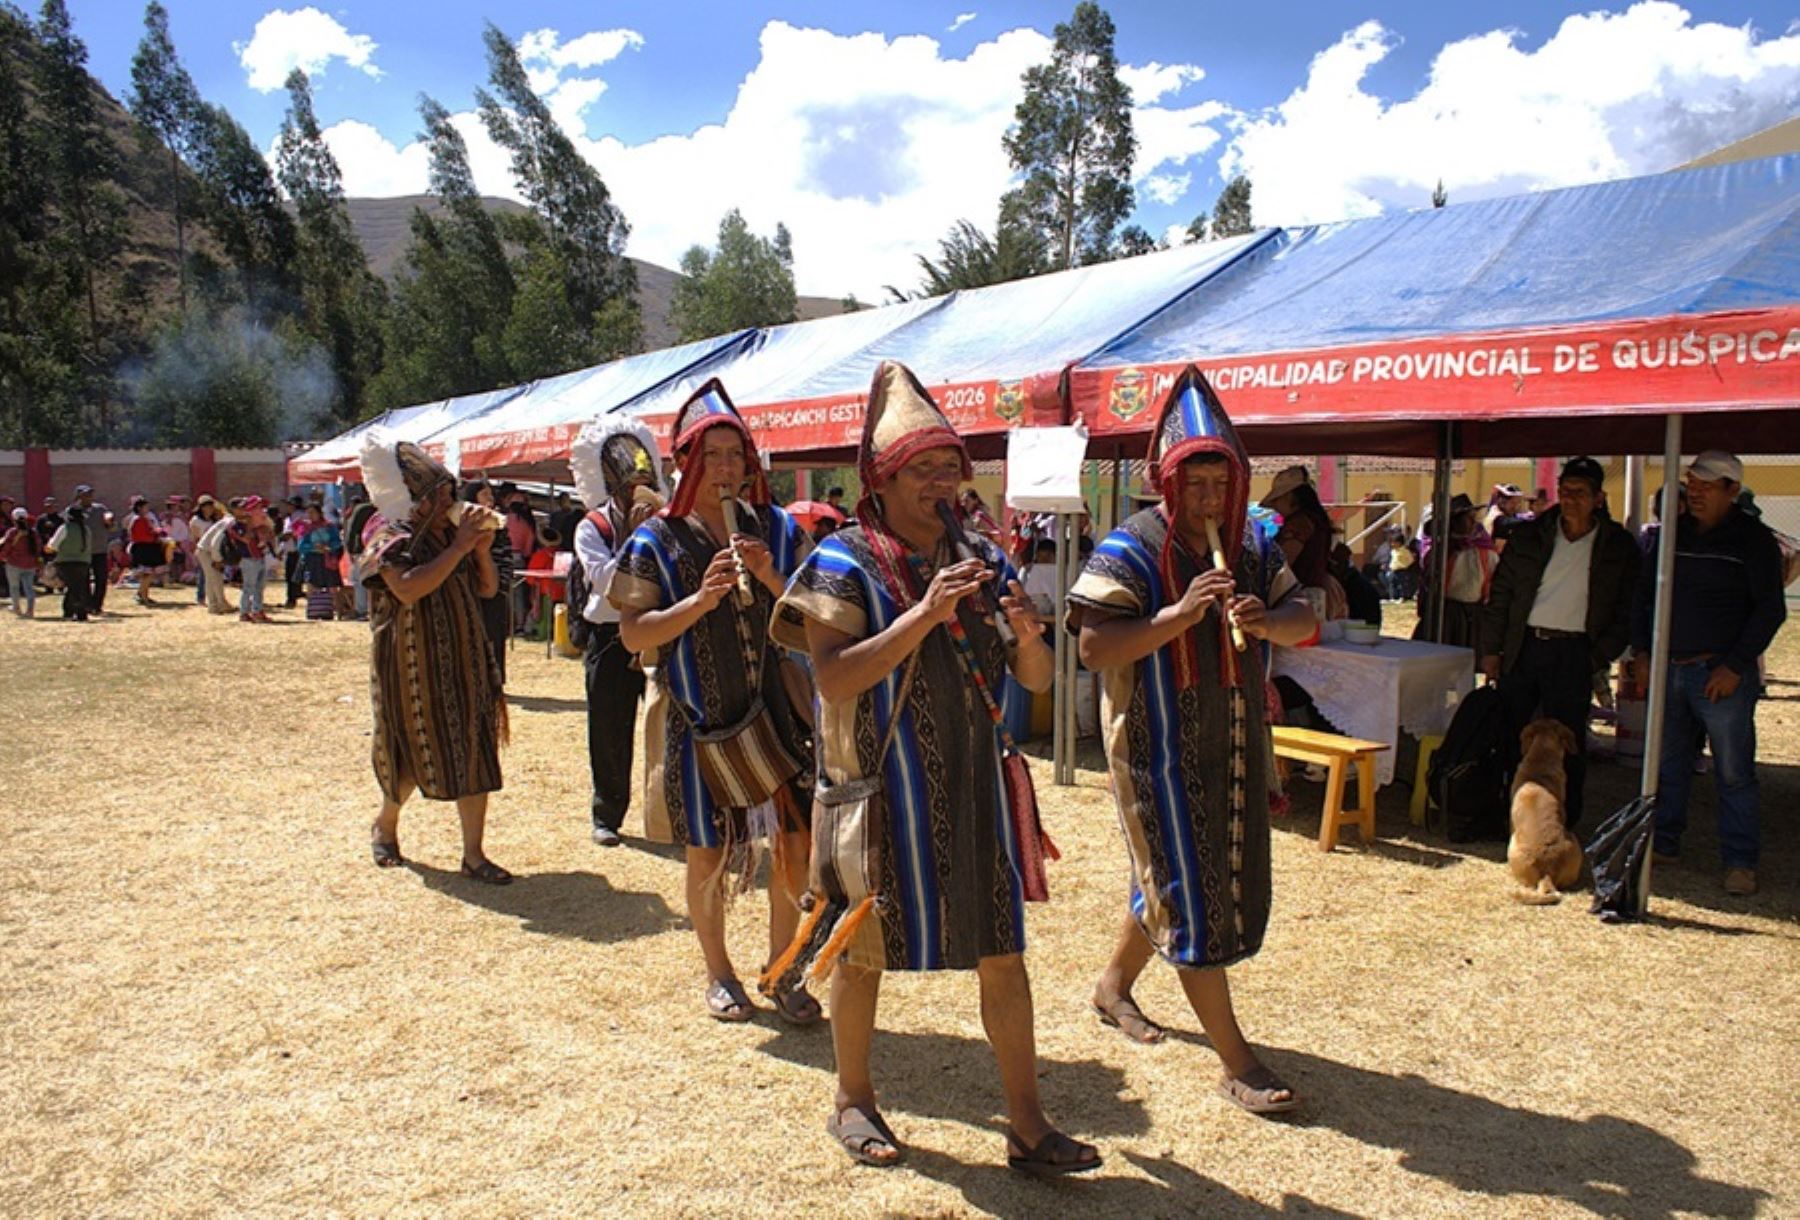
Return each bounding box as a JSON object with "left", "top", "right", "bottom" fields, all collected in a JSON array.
[
  {"left": 719, "top": 486, "right": 755, "bottom": 607},
  {"left": 1204, "top": 517, "right": 1247, "bottom": 653}
]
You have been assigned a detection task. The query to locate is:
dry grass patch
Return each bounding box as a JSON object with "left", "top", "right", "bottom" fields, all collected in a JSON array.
[{"left": 0, "top": 594, "right": 1794, "bottom": 1217}]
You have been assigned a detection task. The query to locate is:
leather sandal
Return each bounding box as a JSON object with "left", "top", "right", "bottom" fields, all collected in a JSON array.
[
  {"left": 1005, "top": 1128, "right": 1101, "bottom": 1177},
  {"left": 459, "top": 857, "right": 513, "bottom": 886},
  {"left": 1218, "top": 1065, "right": 1300, "bottom": 1115},
  {"left": 1092, "top": 992, "right": 1166, "bottom": 1045},
  {"left": 706, "top": 978, "right": 755, "bottom": 1022},
  {"left": 828, "top": 1104, "right": 903, "bottom": 1167}
]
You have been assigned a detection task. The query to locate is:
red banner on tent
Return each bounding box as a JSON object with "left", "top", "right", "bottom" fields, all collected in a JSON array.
[
  {"left": 637, "top": 371, "right": 1066, "bottom": 458},
  {"left": 1071, "top": 309, "right": 1800, "bottom": 438}
]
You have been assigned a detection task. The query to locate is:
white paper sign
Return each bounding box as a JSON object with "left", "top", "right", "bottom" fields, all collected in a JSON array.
[{"left": 1005, "top": 424, "right": 1089, "bottom": 512}]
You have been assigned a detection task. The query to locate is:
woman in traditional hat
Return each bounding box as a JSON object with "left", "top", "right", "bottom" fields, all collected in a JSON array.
[
  {"left": 1069, "top": 367, "right": 1316, "bottom": 1115},
  {"left": 358, "top": 433, "right": 511, "bottom": 883},
  {"left": 609, "top": 382, "right": 818, "bottom": 1025},
  {"left": 770, "top": 361, "right": 1094, "bottom": 1175}
]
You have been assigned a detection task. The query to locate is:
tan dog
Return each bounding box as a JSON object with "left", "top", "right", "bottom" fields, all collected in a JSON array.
[{"left": 1508, "top": 719, "right": 1584, "bottom": 905}]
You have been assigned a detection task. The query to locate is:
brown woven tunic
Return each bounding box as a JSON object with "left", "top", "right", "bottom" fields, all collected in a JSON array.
[{"left": 361, "top": 521, "right": 504, "bottom": 802}]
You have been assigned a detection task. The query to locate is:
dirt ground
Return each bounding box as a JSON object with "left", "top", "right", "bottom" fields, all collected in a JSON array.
[{"left": 0, "top": 591, "right": 1794, "bottom": 1218}]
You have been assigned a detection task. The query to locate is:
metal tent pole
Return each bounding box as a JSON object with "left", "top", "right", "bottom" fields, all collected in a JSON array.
[
  {"left": 1636, "top": 414, "right": 1683, "bottom": 916},
  {"left": 1052, "top": 511, "right": 1078, "bottom": 785},
  {"left": 1430, "top": 424, "right": 1454, "bottom": 644}
]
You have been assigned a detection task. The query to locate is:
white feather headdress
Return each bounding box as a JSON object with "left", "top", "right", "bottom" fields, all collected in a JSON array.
[
  {"left": 358, "top": 427, "right": 415, "bottom": 523},
  {"left": 571, "top": 414, "right": 667, "bottom": 508}
]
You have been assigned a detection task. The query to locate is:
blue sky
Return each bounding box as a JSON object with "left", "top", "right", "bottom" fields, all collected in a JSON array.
[{"left": 66, "top": 2, "right": 1800, "bottom": 296}]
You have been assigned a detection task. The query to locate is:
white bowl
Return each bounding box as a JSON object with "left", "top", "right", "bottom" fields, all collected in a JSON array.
[{"left": 1343, "top": 623, "right": 1382, "bottom": 646}]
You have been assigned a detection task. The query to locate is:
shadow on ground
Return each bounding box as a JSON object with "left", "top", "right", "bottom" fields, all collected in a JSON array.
[
  {"left": 1276, "top": 1047, "right": 1769, "bottom": 1218},
  {"left": 411, "top": 864, "right": 678, "bottom": 943},
  {"left": 904, "top": 1145, "right": 1362, "bottom": 1218},
  {"left": 507, "top": 694, "right": 588, "bottom": 714}
]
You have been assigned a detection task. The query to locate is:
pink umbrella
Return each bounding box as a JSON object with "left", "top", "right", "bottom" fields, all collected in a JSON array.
[{"left": 786, "top": 500, "right": 846, "bottom": 531}]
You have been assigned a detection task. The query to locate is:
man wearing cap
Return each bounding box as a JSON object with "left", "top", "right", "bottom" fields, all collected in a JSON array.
[
  {"left": 1629, "top": 450, "right": 1785, "bottom": 896},
  {"left": 72, "top": 486, "right": 111, "bottom": 615},
  {"left": 1481, "top": 457, "right": 1640, "bottom": 831},
  {"left": 1070, "top": 367, "right": 1316, "bottom": 1116}
]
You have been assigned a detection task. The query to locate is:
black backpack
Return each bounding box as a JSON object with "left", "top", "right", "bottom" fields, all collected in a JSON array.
[
  {"left": 565, "top": 510, "right": 613, "bottom": 650},
  {"left": 1427, "top": 684, "right": 1513, "bottom": 842}
]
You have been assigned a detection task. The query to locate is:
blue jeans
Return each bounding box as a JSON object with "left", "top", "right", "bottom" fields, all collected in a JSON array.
[
  {"left": 195, "top": 561, "right": 205, "bottom": 603},
  {"left": 6, "top": 564, "right": 35, "bottom": 614},
  {"left": 1655, "top": 661, "right": 1761, "bottom": 868},
  {"left": 239, "top": 556, "right": 268, "bottom": 615}
]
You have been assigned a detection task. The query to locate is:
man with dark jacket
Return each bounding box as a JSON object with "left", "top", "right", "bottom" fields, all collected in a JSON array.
[
  {"left": 1629, "top": 450, "right": 1785, "bottom": 896},
  {"left": 1481, "top": 457, "right": 1640, "bottom": 830}
]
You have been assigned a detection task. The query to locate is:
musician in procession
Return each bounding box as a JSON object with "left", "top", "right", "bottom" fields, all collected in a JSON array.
[
  {"left": 607, "top": 382, "right": 820, "bottom": 1026},
  {"left": 357, "top": 436, "right": 512, "bottom": 883},
  {"left": 570, "top": 417, "right": 667, "bottom": 848},
  {"left": 769, "top": 361, "right": 1100, "bottom": 1175},
  {"left": 1068, "top": 367, "right": 1315, "bottom": 1115}
]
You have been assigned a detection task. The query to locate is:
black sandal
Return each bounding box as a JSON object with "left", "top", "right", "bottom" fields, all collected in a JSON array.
[
  {"left": 371, "top": 839, "right": 404, "bottom": 868},
  {"left": 1006, "top": 1128, "right": 1102, "bottom": 1177},
  {"left": 828, "top": 1105, "right": 904, "bottom": 1167},
  {"left": 459, "top": 857, "right": 513, "bottom": 885}
]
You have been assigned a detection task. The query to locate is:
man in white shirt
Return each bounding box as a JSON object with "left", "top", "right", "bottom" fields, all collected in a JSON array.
[
  {"left": 195, "top": 498, "right": 237, "bottom": 615},
  {"left": 1481, "top": 458, "right": 1640, "bottom": 830},
  {"left": 572, "top": 418, "right": 666, "bottom": 846}
]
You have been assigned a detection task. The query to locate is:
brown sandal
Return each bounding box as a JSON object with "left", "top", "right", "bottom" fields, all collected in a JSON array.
[
  {"left": 1092, "top": 992, "right": 1166, "bottom": 1045},
  {"left": 1006, "top": 1128, "right": 1102, "bottom": 1177},
  {"left": 771, "top": 983, "right": 822, "bottom": 1026},
  {"left": 828, "top": 1105, "right": 903, "bottom": 1167},
  {"left": 370, "top": 839, "right": 404, "bottom": 868},
  {"left": 1218, "top": 1065, "right": 1300, "bottom": 1115}
]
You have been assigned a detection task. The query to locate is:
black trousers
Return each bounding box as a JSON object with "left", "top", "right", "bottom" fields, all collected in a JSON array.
[
  {"left": 89, "top": 553, "right": 108, "bottom": 612},
  {"left": 1498, "top": 632, "right": 1594, "bottom": 830},
  {"left": 57, "top": 561, "right": 92, "bottom": 620},
  {"left": 584, "top": 622, "right": 645, "bottom": 830},
  {"left": 284, "top": 551, "right": 303, "bottom": 606}
]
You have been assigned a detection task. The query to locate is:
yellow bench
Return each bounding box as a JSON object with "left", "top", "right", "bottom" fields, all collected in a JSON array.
[{"left": 1271, "top": 726, "right": 1391, "bottom": 852}]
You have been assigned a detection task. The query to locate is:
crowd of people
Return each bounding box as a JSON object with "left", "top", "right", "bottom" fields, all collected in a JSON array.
[
  {"left": 4, "top": 368, "right": 1786, "bottom": 1171},
  {"left": 1260, "top": 454, "right": 1787, "bottom": 896}
]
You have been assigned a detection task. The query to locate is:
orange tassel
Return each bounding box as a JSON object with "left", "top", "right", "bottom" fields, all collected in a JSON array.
[
  {"left": 759, "top": 897, "right": 828, "bottom": 996},
  {"left": 805, "top": 895, "right": 877, "bottom": 986},
  {"left": 1041, "top": 830, "right": 1062, "bottom": 862},
  {"left": 495, "top": 695, "right": 511, "bottom": 747}
]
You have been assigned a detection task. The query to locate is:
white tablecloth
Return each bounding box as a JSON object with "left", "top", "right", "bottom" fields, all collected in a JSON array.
[{"left": 1271, "top": 636, "right": 1475, "bottom": 785}]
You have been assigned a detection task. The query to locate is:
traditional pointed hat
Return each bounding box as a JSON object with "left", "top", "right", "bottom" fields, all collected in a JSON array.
[
  {"left": 664, "top": 379, "right": 768, "bottom": 518},
  {"left": 1147, "top": 366, "right": 1250, "bottom": 566},
  {"left": 360, "top": 428, "right": 454, "bottom": 524},
  {"left": 858, "top": 360, "right": 970, "bottom": 490},
  {"left": 1146, "top": 366, "right": 1252, "bottom": 690},
  {"left": 572, "top": 414, "right": 667, "bottom": 509}
]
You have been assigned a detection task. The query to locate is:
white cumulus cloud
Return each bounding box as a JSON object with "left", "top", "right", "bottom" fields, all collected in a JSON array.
[
  {"left": 235, "top": 7, "right": 381, "bottom": 93},
  {"left": 1220, "top": 1, "right": 1800, "bottom": 228},
  {"left": 515, "top": 27, "right": 644, "bottom": 132},
  {"left": 948, "top": 13, "right": 977, "bottom": 34},
  {"left": 317, "top": 21, "right": 1222, "bottom": 298},
  {"left": 1121, "top": 61, "right": 1205, "bottom": 104}
]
